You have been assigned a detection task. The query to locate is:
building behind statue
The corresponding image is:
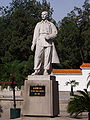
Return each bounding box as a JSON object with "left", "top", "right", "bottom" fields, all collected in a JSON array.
[
  {"left": 53, "top": 63, "right": 90, "bottom": 91},
  {"left": 0, "top": 63, "right": 90, "bottom": 92}
]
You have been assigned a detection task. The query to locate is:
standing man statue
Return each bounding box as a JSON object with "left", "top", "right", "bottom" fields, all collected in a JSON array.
[{"left": 31, "top": 11, "right": 60, "bottom": 75}]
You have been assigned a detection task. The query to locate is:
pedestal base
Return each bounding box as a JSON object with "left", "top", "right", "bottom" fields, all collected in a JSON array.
[{"left": 23, "top": 75, "right": 59, "bottom": 117}]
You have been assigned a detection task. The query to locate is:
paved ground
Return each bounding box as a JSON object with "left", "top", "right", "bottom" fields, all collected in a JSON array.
[
  {"left": 0, "top": 91, "right": 88, "bottom": 120},
  {"left": 9, "top": 115, "right": 88, "bottom": 120}
]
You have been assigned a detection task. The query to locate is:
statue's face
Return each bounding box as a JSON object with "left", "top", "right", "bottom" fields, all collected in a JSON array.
[{"left": 41, "top": 12, "right": 48, "bottom": 20}]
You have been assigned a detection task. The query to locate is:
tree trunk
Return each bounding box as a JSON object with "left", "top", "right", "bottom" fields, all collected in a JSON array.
[
  {"left": 71, "top": 86, "right": 74, "bottom": 95},
  {"left": 13, "top": 87, "right": 16, "bottom": 109},
  {"left": 12, "top": 74, "right": 16, "bottom": 109}
]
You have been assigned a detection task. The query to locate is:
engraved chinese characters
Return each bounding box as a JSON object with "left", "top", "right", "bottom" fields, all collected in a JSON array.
[{"left": 30, "top": 86, "right": 45, "bottom": 96}]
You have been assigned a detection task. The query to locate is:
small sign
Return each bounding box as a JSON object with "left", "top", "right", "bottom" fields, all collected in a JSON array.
[{"left": 30, "top": 86, "right": 45, "bottom": 96}]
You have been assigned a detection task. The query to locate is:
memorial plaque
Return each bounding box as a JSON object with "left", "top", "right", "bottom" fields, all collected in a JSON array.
[{"left": 30, "top": 86, "right": 45, "bottom": 96}]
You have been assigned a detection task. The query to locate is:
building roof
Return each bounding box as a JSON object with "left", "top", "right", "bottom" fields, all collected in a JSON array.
[
  {"left": 52, "top": 63, "right": 90, "bottom": 74},
  {"left": 80, "top": 63, "right": 90, "bottom": 67},
  {"left": 52, "top": 69, "right": 82, "bottom": 74}
]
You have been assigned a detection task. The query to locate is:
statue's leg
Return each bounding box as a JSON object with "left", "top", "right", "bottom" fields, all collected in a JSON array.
[
  {"left": 44, "top": 47, "right": 52, "bottom": 75},
  {"left": 34, "top": 45, "right": 44, "bottom": 73}
]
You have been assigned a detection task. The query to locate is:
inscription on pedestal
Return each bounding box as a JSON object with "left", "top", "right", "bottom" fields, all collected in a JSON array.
[{"left": 30, "top": 86, "right": 45, "bottom": 96}]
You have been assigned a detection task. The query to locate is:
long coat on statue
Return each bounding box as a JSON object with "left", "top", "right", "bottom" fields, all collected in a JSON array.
[{"left": 32, "top": 20, "right": 60, "bottom": 70}]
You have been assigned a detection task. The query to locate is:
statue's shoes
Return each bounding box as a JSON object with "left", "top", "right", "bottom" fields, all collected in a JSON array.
[
  {"left": 31, "top": 71, "right": 38, "bottom": 76},
  {"left": 43, "top": 70, "right": 48, "bottom": 75}
]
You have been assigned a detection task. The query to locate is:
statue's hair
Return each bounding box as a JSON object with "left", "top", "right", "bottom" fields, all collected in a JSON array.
[{"left": 41, "top": 11, "right": 48, "bottom": 16}]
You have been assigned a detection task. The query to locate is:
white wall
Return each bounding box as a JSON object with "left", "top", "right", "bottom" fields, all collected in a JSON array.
[{"left": 54, "top": 67, "right": 90, "bottom": 91}]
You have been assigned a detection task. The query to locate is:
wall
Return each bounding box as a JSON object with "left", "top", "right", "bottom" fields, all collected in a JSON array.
[{"left": 53, "top": 67, "right": 90, "bottom": 91}]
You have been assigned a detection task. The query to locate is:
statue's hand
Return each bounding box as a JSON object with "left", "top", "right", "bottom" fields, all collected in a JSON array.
[
  {"left": 31, "top": 44, "right": 35, "bottom": 51},
  {"left": 45, "top": 35, "right": 50, "bottom": 40}
]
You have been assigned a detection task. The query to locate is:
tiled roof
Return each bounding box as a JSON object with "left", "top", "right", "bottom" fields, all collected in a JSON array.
[
  {"left": 52, "top": 69, "right": 82, "bottom": 74},
  {"left": 80, "top": 63, "right": 90, "bottom": 67}
]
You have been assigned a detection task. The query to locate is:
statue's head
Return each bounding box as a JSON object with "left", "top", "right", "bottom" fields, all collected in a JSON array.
[{"left": 41, "top": 11, "right": 48, "bottom": 20}]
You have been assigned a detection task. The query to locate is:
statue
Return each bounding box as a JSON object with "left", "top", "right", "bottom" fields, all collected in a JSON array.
[{"left": 31, "top": 11, "right": 60, "bottom": 75}]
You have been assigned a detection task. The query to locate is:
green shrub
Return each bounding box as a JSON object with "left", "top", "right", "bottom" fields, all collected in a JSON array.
[{"left": 67, "top": 89, "right": 90, "bottom": 119}]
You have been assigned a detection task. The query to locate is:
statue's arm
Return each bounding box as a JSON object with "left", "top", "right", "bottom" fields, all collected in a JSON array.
[
  {"left": 46, "top": 23, "right": 58, "bottom": 40},
  {"left": 31, "top": 23, "right": 40, "bottom": 51}
]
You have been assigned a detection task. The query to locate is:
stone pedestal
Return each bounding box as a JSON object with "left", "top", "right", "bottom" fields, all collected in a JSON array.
[{"left": 23, "top": 75, "right": 59, "bottom": 117}]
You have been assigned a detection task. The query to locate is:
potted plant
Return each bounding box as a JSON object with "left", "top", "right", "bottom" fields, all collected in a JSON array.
[
  {"left": 10, "top": 73, "right": 21, "bottom": 119},
  {"left": 65, "top": 80, "right": 79, "bottom": 96},
  {"left": 2, "top": 60, "right": 25, "bottom": 119}
]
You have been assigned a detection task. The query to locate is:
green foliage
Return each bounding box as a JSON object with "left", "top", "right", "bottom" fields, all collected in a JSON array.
[
  {"left": 0, "top": 0, "right": 53, "bottom": 87},
  {"left": 0, "top": 60, "right": 26, "bottom": 88},
  {"left": 87, "top": 81, "right": 90, "bottom": 88},
  {"left": 67, "top": 89, "right": 90, "bottom": 118},
  {"left": 66, "top": 80, "right": 79, "bottom": 95},
  {"left": 65, "top": 80, "right": 79, "bottom": 88},
  {"left": 87, "top": 73, "right": 90, "bottom": 88},
  {"left": 56, "top": 0, "right": 90, "bottom": 68}
]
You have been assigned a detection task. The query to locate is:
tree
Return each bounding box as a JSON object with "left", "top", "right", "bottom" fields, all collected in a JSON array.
[
  {"left": 1, "top": 60, "right": 25, "bottom": 88},
  {"left": 0, "top": 0, "right": 53, "bottom": 85},
  {"left": 1, "top": 60, "right": 26, "bottom": 109},
  {"left": 56, "top": 0, "right": 90, "bottom": 69},
  {"left": 74, "top": 0, "right": 90, "bottom": 63},
  {"left": 65, "top": 80, "right": 79, "bottom": 95},
  {"left": 67, "top": 89, "right": 90, "bottom": 120}
]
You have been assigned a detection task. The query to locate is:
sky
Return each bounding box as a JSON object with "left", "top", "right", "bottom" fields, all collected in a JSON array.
[{"left": 0, "top": 0, "right": 85, "bottom": 22}]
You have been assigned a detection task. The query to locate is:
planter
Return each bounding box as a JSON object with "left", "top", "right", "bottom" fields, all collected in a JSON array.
[
  {"left": 10, "top": 108, "right": 21, "bottom": 119},
  {"left": 70, "top": 92, "right": 74, "bottom": 96}
]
